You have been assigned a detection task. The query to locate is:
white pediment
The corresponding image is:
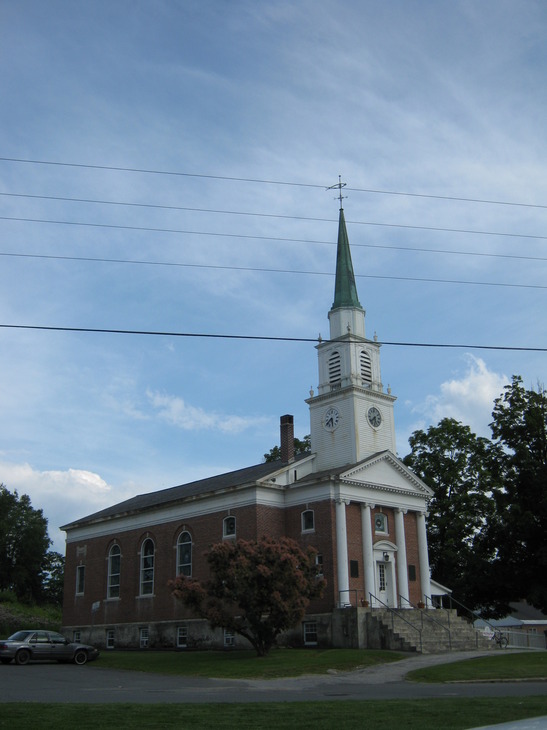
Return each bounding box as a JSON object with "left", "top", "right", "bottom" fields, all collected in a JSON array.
[{"left": 340, "top": 451, "right": 433, "bottom": 499}]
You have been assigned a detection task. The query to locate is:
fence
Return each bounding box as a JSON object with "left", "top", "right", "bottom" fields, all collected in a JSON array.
[{"left": 480, "top": 628, "right": 546, "bottom": 650}]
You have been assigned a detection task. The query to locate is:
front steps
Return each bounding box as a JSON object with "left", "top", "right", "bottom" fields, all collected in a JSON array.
[
  {"left": 363, "top": 608, "right": 493, "bottom": 653},
  {"left": 329, "top": 607, "right": 495, "bottom": 652}
]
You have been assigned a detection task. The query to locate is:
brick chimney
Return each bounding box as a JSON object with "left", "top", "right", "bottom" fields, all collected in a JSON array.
[{"left": 280, "top": 414, "right": 295, "bottom": 463}]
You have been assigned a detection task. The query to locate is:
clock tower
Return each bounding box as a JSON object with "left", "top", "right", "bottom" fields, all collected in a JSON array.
[{"left": 307, "top": 202, "right": 397, "bottom": 471}]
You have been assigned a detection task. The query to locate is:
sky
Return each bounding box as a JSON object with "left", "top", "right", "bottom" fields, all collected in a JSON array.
[{"left": 1, "top": 0, "right": 546, "bottom": 554}]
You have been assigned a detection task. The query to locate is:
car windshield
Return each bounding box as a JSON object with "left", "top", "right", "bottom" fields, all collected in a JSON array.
[{"left": 7, "top": 631, "right": 35, "bottom": 641}]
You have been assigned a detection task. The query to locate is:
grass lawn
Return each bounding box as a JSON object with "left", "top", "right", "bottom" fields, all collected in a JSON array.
[
  {"left": 95, "top": 647, "right": 404, "bottom": 679},
  {"left": 407, "top": 651, "right": 547, "bottom": 683},
  {"left": 2, "top": 698, "right": 547, "bottom": 730},
  {"left": 96, "top": 647, "right": 547, "bottom": 683}
]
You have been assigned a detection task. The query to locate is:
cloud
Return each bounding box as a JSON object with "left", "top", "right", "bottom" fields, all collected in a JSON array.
[
  {"left": 0, "top": 461, "right": 120, "bottom": 554},
  {"left": 146, "top": 390, "right": 269, "bottom": 433},
  {"left": 414, "top": 355, "right": 508, "bottom": 437}
]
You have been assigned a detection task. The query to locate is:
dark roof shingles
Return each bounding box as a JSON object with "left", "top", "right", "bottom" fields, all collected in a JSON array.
[{"left": 62, "top": 458, "right": 302, "bottom": 530}]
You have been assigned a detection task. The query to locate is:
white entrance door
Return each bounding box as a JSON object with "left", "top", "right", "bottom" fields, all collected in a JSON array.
[{"left": 376, "top": 561, "right": 395, "bottom": 607}]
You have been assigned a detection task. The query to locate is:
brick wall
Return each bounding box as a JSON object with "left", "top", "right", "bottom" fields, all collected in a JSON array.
[{"left": 63, "top": 497, "right": 428, "bottom": 646}]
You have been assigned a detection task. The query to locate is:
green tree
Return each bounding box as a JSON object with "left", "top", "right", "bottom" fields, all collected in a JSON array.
[
  {"left": 170, "top": 536, "right": 325, "bottom": 656},
  {"left": 263, "top": 435, "right": 311, "bottom": 462},
  {"left": 403, "top": 418, "right": 502, "bottom": 611},
  {"left": 41, "top": 551, "right": 65, "bottom": 606},
  {"left": 489, "top": 376, "right": 547, "bottom": 612},
  {"left": 0, "top": 484, "right": 52, "bottom": 603}
]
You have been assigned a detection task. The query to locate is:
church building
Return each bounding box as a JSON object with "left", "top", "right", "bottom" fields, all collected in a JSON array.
[{"left": 61, "top": 202, "right": 433, "bottom": 650}]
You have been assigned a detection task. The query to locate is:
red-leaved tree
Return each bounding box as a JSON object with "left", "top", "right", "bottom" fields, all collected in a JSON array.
[{"left": 169, "top": 536, "right": 326, "bottom": 656}]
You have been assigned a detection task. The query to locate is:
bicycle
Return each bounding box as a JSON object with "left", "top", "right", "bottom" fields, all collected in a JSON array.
[{"left": 492, "top": 629, "right": 508, "bottom": 648}]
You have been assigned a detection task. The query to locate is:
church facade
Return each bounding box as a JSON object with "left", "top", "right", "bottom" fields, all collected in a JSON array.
[{"left": 61, "top": 205, "right": 433, "bottom": 650}]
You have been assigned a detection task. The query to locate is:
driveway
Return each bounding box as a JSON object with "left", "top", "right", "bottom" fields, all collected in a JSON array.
[{"left": 1, "top": 650, "right": 546, "bottom": 704}]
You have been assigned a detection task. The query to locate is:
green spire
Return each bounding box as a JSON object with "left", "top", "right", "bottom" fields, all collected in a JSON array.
[{"left": 331, "top": 207, "right": 363, "bottom": 311}]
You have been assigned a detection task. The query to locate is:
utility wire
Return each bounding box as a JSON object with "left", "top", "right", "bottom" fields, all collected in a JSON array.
[
  {"left": 4, "top": 240, "right": 547, "bottom": 264},
  {"left": 0, "top": 323, "right": 545, "bottom": 352},
  {"left": 2, "top": 194, "right": 547, "bottom": 243},
  {"left": 3, "top": 213, "right": 547, "bottom": 250},
  {"left": 1, "top": 251, "right": 545, "bottom": 290},
  {"left": 1, "top": 157, "right": 546, "bottom": 210}
]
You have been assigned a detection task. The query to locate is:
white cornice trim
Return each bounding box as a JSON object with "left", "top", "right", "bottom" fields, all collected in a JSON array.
[
  {"left": 342, "top": 451, "right": 433, "bottom": 497},
  {"left": 306, "top": 386, "right": 396, "bottom": 407}
]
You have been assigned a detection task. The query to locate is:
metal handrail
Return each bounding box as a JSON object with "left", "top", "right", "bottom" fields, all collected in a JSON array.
[
  {"left": 428, "top": 593, "right": 501, "bottom": 648},
  {"left": 369, "top": 593, "right": 423, "bottom": 653},
  {"left": 337, "top": 589, "right": 361, "bottom": 607},
  {"left": 443, "top": 594, "right": 499, "bottom": 630},
  {"left": 400, "top": 594, "right": 452, "bottom": 650}
]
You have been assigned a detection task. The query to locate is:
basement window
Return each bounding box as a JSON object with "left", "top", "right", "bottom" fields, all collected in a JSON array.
[
  {"left": 106, "top": 629, "right": 115, "bottom": 650},
  {"left": 303, "top": 621, "right": 318, "bottom": 646},
  {"left": 177, "top": 626, "right": 188, "bottom": 648}
]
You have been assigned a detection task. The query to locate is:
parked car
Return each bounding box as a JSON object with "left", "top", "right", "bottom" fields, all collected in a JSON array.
[{"left": 0, "top": 630, "right": 99, "bottom": 665}]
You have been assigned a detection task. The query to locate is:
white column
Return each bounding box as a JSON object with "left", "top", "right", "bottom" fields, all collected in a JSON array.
[
  {"left": 361, "top": 503, "right": 375, "bottom": 605},
  {"left": 335, "top": 498, "right": 350, "bottom": 606},
  {"left": 394, "top": 508, "right": 409, "bottom": 607},
  {"left": 416, "top": 511, "right": 431, "bottom": 603}
]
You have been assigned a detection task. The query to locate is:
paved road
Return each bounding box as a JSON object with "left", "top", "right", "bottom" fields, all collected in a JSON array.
[{"left": 1, "top": 651, "right": 546, "bottom": 704}]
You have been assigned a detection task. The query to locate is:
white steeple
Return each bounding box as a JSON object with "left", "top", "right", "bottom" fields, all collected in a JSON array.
[{"left": 307, "top": 201, "right": 396, "bottom": 471}]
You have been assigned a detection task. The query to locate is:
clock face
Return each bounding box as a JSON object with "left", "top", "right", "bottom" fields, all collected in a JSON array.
[
  {"left": 323, "top": 407, "right": 340, "bottom": 431},
  {"left": 367, "top": 406, "right": 382, "bottom": 428}
]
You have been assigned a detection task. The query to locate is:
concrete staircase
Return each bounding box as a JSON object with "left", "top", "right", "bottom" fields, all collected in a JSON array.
[{"left": 364, "top": 608, "right": 494, "bottom": 654}]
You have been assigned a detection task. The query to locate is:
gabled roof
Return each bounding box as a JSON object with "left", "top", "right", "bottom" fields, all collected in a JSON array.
[
  {"left": 294, "top": 450, "right": 433, "bottom": 499},
  {"left": 61, "top": 455, "right": 309, "bottom": 530},
  {"left": 62, "top": 449, "right": 431, "bottom": 532},
  {"left": 341, "top": 451, "right": 434, "bottom": 497},
  {"left": 508, "top": 600, "right": 547, "bottom": 621}
]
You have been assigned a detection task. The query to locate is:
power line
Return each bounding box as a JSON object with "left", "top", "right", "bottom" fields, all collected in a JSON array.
[
  {"left": 1, "top": 323, "right": 545, "bottom": 351},
  {"left": 4, "top": 239, "right": 547, "bottom": 265},
  {"left": 3, "top": 211, "right": 547, "bottom": 247},
  {"left": 1, "top": 251, "right": 546, "bottom": 290},
  {"left": 1, "top": 157, "right": 546, "bottom": 210}
]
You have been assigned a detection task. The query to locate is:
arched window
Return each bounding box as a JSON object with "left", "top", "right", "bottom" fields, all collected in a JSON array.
[
  {"left": 107, "top": 544, "right": 121, "bottom": 599},
  {"left": 301, "top": 509, "right": 315, "bottom": 532},
  {"left": 140, "top": 538, "right": 155, "bottom": 595},
  {"left": 328, "top": 351, "right": 341, "bottom": 386},
  {"left": 360, "top": 350, "right": 372, "bottom": 385},
  {"left": 223, "top": 516, "right": 236, "bottom": 539},
  {"left": 177, "top": 532, "right": 192, "bottom": 577}
]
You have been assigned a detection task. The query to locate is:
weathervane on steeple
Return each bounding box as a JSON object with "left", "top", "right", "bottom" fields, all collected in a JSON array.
[{"left": 327, "top": 175, "right": 347, "bottom": 209}]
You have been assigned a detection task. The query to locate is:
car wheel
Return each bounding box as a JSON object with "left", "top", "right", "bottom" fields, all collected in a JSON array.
[
  {"left": 15, "top": 649, "right": 31, "bottom": 665},
  {"left": 73, "top": 650, "right": 88, "bottom": 665}
]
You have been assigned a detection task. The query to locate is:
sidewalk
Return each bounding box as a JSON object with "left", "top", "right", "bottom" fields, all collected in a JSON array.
[{"left": 239, "top": 650, "right": 496, "bottom": 693}]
